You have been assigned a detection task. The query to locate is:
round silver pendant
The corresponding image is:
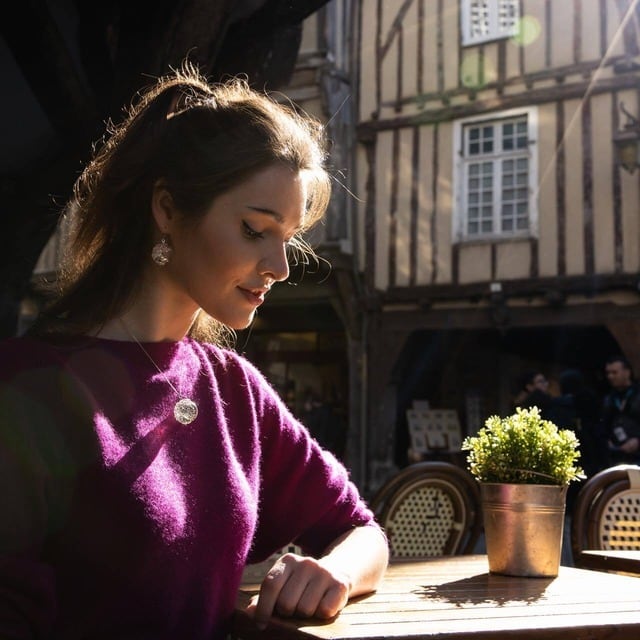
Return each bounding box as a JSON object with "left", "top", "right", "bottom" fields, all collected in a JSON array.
[{"left": 174, "top": 398, "right": 198, "bottom": 425}]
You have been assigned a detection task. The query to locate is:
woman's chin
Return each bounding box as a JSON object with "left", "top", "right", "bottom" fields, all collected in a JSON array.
[{"left": 228, "top": 312, "right": 257, "bottom": 331}]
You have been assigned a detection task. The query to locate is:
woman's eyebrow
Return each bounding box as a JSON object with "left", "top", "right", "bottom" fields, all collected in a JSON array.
[{"left": 246, "top": 205, "right": 283, "bottom": 223}]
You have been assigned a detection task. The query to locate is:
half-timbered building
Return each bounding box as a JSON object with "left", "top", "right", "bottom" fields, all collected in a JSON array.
[{"left": 355, "top": 0, "right": 640, "bottom": 489}]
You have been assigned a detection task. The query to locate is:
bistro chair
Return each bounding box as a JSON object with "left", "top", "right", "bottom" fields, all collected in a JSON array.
[
  {"left": 369, "top": 461, "right": 482, "bottom": 559},
  {"left": 571, "top": 464, "right": 640, "bottom": 574}
]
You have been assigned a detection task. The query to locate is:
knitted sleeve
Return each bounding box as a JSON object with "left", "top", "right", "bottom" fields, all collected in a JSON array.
[{"left": 230, "top": 355, "right": 377, "bottom": 563}]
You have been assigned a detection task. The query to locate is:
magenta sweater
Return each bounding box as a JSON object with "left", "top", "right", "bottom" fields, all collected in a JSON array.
[{"left": 0, "top": 335, "right": 376, "bottom": 639}]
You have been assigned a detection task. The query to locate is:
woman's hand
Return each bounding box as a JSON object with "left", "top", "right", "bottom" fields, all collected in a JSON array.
[
  {"left": 245, "top": 525, "right": 388, "bottom": 630},
  {"left": 247, "top": 553, "right": 351, "bottom": 629}
]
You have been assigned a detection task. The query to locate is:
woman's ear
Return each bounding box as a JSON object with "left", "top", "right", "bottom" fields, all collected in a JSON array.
[{"left": 151, "top": 181, "right": 177, "bottom": 232}]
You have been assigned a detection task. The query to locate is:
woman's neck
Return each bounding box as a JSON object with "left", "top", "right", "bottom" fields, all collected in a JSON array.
[
  {"left": 93, "top": 268, "right": 200, "bottom": 342},
  {"left": 94, "top": 302, "right": 199, "bottom": 343}
]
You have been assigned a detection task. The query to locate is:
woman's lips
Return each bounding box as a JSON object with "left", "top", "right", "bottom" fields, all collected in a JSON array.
[{"left": 238, "top": 287, "right": 266, "bottom": 306}]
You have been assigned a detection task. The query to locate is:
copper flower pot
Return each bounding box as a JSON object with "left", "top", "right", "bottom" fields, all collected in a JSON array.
[{"left": 481, "top": 483, "right": 567, "bottom": 577}]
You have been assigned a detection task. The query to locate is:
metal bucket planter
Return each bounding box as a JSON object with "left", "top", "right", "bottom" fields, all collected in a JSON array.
[{"left": 480, "top": 483, "right": 568, "bottom": 577}]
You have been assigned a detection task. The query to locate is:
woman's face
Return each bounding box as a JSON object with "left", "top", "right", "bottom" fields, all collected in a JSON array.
[{"left": 165, "top": 164, "right": 307, "bottom": 329}]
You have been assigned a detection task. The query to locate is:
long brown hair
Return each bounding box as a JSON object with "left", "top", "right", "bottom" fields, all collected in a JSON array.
[{"left": 32, "top": 62, "right": 331, "bottom": 343}]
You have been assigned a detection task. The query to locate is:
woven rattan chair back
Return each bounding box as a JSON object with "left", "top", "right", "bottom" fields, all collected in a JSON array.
[
  {"left": 571, "top": 464, "right": 640, "bottom": 568},
  {"left": 370, "top": 461, "right": 482, "bottom": 559}
]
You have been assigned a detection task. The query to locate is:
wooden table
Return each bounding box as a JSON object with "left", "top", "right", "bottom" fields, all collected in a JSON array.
[
  {"left": 579, "top": 549, "right": 640, "bottom": 575},
  {"left": 233, "top": 555, "right": 640, "bottom": 639}
]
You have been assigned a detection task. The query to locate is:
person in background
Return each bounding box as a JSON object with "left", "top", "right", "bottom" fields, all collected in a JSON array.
[
  {"left": 514, "top": 369, "right": 554, "bottom": 418},
  {"left": 600, "top": 354, "right": 640, "bottom": 465},
  {"left": 552, "top": 369, "right": 607, "bottom": 475},
  {"left": 0, "top": 63, "right": 388, "bottom": 640},
  {"left": 549, "top": 368, "right": 607, "bottom": 510}
]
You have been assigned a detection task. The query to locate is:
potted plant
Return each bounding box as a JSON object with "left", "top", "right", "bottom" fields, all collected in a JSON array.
[{"left": 462, "top": 406, "right": 584, "bottom": 577}]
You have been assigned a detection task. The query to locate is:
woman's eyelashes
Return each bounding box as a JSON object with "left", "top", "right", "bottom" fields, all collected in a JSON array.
[
  {"left": 243, "top": 219, "right": 298, "bottom": 246},
  {"left": 242, "top": 220, "right": 264, "bottom": 240}
]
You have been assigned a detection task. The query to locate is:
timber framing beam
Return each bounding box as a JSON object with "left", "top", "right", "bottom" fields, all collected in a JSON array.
[
  {"left": 357, "top": 71, "right": 640, "bottom": 138},
  {"left": 373, "top": 273, "right": 640, "bottom": 307},
  {"left": 378, "top": 301, "right": 640, "bottom": 333}
]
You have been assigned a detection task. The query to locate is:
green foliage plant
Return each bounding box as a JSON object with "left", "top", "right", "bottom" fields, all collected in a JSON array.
[{"left": 461, "top": 406, "right": 585, "bottom": 485}]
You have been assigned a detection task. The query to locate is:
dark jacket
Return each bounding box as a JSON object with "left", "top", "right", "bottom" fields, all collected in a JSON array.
[
  {"left": 518, "top": 389, "right": 554, "bottom": 418},
  {"left": 601, "top": 383, "right": 640, "bottom": 464},
  {"left": 549, "top": 388, "right": 607, "bottom": 477}
]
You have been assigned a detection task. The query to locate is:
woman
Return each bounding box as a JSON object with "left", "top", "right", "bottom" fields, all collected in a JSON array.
[{"left": 0, "top": 64, "right": 388, "bottom": 639}]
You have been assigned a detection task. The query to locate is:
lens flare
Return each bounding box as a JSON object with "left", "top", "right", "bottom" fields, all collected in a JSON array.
[{"left": 511, "top": 15, "right": 541, "bottom": 47}]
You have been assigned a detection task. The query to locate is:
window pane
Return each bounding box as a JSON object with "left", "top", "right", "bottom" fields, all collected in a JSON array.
[
  {"left": 460, "top": 110, "right": 531, "bottom": 240},
  {"left": 467, "top": 157, "right": 494, "bottom": 234},
  {"left": 467, "top": 125, "right": 494, "bottom": 157},
  {"left": 464, "top": 0, "right": 519, "bottom": 45},
  {"left": 469, "top": 0, "right": 490, "bottom": 38},
  {"left": 500, "top": 118, "right": 528, "bottom": 152},
  {"left": 498, "top": 0, "right": 519, "bottom": 35}
]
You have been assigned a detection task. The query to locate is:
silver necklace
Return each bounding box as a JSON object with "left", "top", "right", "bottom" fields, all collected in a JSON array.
[{"left": 120, "top": 320, "right": 198, "bottom": 425}]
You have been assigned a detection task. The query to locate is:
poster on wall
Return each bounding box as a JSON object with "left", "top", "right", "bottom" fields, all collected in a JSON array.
[{"left": 406, "top": 408, "right": 462, "bottom": 454}]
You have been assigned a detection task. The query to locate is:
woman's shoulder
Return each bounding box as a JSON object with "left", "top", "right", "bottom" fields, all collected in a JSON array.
[
  {"left": 0, "top": 335, "right": 79, "bottom": 404},
  {"left": 0, "top": 333, "right": 133, "bottom": 379},
  {"left": 196, "top": 341, "right": 283, "bottom": 405},
  {"left": 0, "top": 335, "right": 21, "bottom": 354},
  {"left": 0, "top": 334, "right": 60, "bottom": 369},
  {"left": 197, "top": 341, "right": 264, "bottom": 378}
]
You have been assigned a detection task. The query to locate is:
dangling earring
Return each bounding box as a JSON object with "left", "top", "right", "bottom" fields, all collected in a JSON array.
[{"left": 151, "top": 235, "right": 172, "bottom": 266}]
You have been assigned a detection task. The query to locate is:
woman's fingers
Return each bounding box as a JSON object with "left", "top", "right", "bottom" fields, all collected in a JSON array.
[{"left": 248, "top": 553, "right": 351, "bottom": 628}]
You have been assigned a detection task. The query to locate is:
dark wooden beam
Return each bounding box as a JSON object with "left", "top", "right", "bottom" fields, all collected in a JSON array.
[
  {"left": 358, "top": 65, "right": 639, "bottom": 138},
  {"left": 378, "top": 272, "right": 640, "bottom": 305},
  {"left": 378, "top": 300, "right": 640, "bottom": 333}
]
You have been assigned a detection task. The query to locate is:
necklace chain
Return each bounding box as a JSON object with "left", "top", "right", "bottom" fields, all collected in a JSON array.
[{"left": 119, "top": 320, "right": 199, "bottom": 425}]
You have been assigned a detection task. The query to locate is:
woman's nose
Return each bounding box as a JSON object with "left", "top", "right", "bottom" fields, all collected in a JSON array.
[{"left": 259, "top": 243, "right": 290, "bottom": 282}]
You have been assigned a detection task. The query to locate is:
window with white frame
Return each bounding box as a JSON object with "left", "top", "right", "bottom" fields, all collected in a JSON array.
[
  {"left": 454, "top": 108, "right": 537, "bottom": 240},
  {"left": 460, "top": 0, "right": 519, "bottom": 46}
]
